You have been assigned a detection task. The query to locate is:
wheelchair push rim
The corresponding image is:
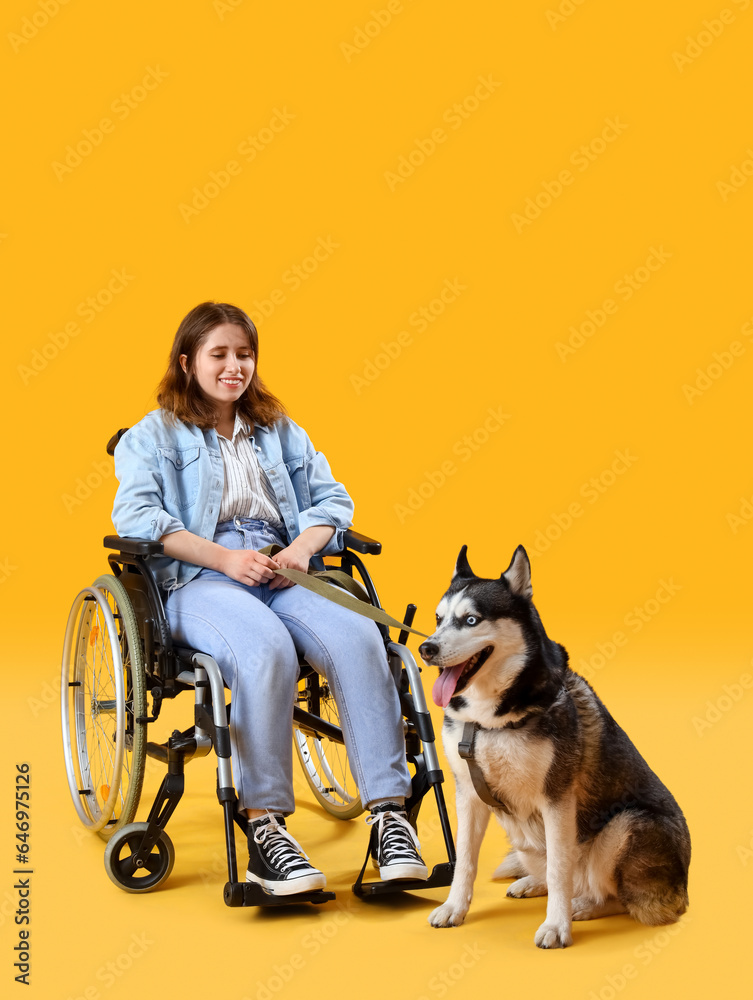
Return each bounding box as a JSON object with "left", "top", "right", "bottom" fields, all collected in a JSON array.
[
  {"left": 61, "top": 587, "right": 127, "bottom": 834},
  {"left": 92, "top": 574, "right": 147, "bottom": 840}
]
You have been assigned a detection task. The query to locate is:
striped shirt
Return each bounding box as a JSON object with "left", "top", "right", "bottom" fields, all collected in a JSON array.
[{"left": 217, "top": 412, "right": 285, "bottom": 528}]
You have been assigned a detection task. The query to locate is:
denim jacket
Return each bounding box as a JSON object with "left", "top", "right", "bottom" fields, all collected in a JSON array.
[{"left": 111, "top": 408, "right": 354, "bottom": 593}]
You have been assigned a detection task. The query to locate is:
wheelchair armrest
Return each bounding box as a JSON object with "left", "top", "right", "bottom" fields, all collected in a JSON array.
[
  {"left": 103, "top": 535, "right": 164, "bottom": 556},
  {"left": 343, "top": 529, "right": 381, "bottom": 555}
]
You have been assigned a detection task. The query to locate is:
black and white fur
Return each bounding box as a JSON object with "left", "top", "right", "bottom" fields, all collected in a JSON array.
[{"left": 420, "top": 545, "right": 690, "bottom": 949}]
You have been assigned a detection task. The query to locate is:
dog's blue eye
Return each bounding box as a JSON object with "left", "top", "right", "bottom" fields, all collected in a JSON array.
[{"left": 466, "top": 615, "right": 479, "bottom": 626}]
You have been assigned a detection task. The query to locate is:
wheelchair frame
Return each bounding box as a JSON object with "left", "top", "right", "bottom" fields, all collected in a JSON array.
[{"left": 61, "top": 429, "right": 456, "bottom": 906}]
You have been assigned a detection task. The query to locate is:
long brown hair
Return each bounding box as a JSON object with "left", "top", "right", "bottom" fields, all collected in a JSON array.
[{"left": 156, "top": 301, "right": 288, "bottom": 429}]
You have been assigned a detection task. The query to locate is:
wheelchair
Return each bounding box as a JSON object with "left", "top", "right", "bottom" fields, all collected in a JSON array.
[{"left": 60, "top": 428, "right": 456, "bottom": 908}]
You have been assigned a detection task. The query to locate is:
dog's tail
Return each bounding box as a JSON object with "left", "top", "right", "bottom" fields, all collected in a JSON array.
[
  {"left": 616, "top": 814, "right": 691, "bottom": 926},
  {"left": 492, "top": 849, "right": 528, "bottom": 881},
  {"left": 624, "top": 885, "right": 689, "bottom": 926}
]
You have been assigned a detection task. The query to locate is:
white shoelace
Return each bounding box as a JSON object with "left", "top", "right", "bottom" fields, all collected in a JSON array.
[
  {"left": 253, "top": 812, "right": 311, "bottom": 872},
  {"left": 366, "top": 809, "right": 422, "bottom": 862}
]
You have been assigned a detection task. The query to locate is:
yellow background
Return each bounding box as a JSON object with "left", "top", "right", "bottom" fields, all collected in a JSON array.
[{"left": 1, "top": 0, "right": 751, "bottom": 996}]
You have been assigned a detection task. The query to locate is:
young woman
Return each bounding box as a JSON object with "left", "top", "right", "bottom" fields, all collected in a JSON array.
[{"left": 111, "top": 301, "right": 427, "bottom": 895}]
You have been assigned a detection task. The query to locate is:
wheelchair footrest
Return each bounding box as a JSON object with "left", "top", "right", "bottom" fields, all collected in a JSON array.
[
  {"left": 223, "top": 882, "right": 336, "bottom": 907},
  {"left": 352, "top": 861, "right": 454, "bottom": 897}
]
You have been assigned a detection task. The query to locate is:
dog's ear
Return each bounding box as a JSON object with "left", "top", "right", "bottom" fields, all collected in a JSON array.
[
  {"left": 453, "top": 545, "right": 475, "bottom": 580},
  {"left": 502, "top": 545, "right": 532, "bottom": 598}
]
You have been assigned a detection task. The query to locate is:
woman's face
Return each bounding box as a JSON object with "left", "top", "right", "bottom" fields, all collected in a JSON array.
[{"left": 180, "top": 323, "right": 255, "bottom": 410}]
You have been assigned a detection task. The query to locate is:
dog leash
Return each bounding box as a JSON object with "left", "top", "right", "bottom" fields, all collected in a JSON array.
[
  {"left": 257, "top": 543, "right": 429, "bottom": 638},
  {"left": 457, "top": 717, "right": 533, "bottom": 814}
]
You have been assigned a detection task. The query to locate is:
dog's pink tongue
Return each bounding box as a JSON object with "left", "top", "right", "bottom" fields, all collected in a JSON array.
[{"left": 432, "top": 662, "right": 467, "bottom": 708}]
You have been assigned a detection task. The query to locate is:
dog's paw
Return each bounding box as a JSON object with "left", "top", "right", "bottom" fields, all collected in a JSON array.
[
  {"left": 507, "top": 876, "right": 548, "bottom": 899},
  {"left": 428, "top": 903, "right": 467, "bottom": 928},
  {"left": 534, "top": 921, "right": 573, "bottom": 949}
]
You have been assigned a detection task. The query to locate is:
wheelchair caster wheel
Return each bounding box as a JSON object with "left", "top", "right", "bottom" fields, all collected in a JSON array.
[{"left": 103, "top": 822, "right": 175, "bottom": 893}]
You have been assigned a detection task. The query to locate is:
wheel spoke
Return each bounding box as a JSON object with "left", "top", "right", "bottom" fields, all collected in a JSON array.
[
  {"left": 92, "top": 607, "right": 106, "bottom": 696},
  {"left": 93, "top": 606, "right": 117, "bottom": 710},
  {"left": 91, "top": 719, "right": 111, "bottom": 794},
  {"left": 95, "top": 722, "right": 114, "bottom": 777}
]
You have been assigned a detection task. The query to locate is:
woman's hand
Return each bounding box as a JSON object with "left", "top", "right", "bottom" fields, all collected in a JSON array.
[
  {"left": 161, "top": 525, "right": 334, "bottom": 588},
  {"left": 219, "top": 548, "right": 281, "bottom": 587},
  {"left": 267, "top": 540, "right": 311, "bottom": 590},
  {"left": 267, "top": 525, "right": 335, "bottom": 589}
]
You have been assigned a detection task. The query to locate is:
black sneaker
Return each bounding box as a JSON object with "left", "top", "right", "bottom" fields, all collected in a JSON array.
[
  {"left": 367, "top": 803, "right": 429, "bottom": 881},
  {"left": 246, "top": 812, "right": 326, "bottom": 895}
]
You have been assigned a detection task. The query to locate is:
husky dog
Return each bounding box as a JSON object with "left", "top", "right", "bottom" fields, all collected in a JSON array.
[{"left": 420, "top": 545, "right": 690, "bottom": 949}]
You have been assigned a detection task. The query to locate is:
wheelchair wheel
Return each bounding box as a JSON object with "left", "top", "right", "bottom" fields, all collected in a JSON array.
[
  {"left": 92, "top": 574, "right": 147, "bottom": 840},
  {"left": 294, "top": 676, "right": 364, "bottom": 820},
  {"left": 103, "top": 822, "right": 175, "bottom": 893},
  {"left": 61, "top": 580, "right": 146, "bottom": 840}
]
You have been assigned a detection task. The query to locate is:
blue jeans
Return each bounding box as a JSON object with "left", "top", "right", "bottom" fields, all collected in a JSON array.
[{"left": 165, "top": 516, "right": 412, "bottom": 814}]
